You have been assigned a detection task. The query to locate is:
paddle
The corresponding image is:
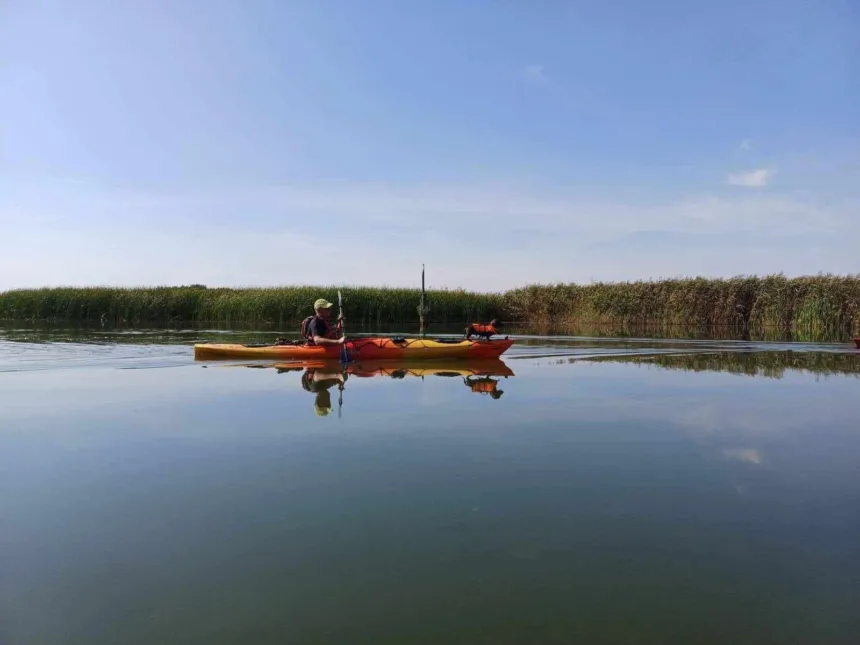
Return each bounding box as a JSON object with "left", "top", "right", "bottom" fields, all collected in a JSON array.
[{"left": 338, "top": 289, "right": 349, "bottom": 364}]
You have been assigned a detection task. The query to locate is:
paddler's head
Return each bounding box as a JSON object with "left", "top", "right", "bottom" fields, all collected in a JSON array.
[{"left": 314, "top": 298, "right": 334, "bottom": 320}]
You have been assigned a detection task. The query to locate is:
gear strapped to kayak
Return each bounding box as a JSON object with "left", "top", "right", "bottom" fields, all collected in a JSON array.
[{"left": 466, "top": 319, "right": 500, "bottom": 340}]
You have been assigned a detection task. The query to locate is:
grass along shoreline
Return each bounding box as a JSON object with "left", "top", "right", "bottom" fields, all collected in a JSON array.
[
  {"left": 0, "top": 285, "right": 501, "bottom": 328},
  {"left": 2, "top": 274, "right": 859, "bottom": 335}
]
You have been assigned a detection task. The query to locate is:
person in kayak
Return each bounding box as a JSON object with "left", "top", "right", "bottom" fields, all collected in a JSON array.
[{"left": 302, "top": 298, "right": 346, "bottom": 346}]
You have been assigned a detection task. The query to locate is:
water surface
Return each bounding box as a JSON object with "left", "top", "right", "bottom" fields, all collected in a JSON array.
[{"left": 2, "top": 327, "right": 859, "bottom": 644}]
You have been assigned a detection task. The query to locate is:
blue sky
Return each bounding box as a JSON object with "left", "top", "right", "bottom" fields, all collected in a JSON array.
[{"left": 1, "top": 0, "right": 857, "bottom": 290}]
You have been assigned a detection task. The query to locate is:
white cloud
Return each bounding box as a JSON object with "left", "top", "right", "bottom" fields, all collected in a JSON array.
[
  {"left": 727, "top": 168, "right": 774, "bottom": 187},
  {"left": 227, "top": 182, "right": 838, "bottom": 236},
  {"left": 740, "top": 139, "right": 752, "bottom": 151}
]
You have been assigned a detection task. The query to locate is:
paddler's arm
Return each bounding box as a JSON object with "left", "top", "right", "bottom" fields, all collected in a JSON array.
[{"left": 313, "top": 335, "right": 346, "bottom": 346}]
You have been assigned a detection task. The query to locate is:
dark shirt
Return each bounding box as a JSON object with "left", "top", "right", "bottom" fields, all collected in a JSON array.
[{"left": 308, "top": 316, "right": 331, "bottom": 341}]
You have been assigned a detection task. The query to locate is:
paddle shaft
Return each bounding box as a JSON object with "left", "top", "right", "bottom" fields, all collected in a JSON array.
[{"left": 338, "top": 290, "right": 349, "bottom": 363}]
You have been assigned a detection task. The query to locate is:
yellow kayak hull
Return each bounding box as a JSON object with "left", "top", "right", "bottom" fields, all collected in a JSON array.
[{"left": 194, "top": 337, "right": 515, "bottom": 361}]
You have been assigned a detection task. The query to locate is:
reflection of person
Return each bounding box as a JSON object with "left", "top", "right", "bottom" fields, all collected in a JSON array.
[
  {"left": 301, "top": 367, "right": 347, "bottom": 416},
  {"left": 464, "top": 376, "right": 503, "bottom": 399},
  {"left": 313, "top": 389, "right": 333, "bottom": 416}
]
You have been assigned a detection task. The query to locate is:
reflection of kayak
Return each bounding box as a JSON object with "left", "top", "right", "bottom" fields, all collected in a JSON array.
[
  {"left": 276, "top": 358, "right": 513, "bottom": 415},
  {"left": 271, "top": 358, "right": 515, "bottom": 379},
  {"left": 194, "top": 337, "right": 515, "bottom": 361}
]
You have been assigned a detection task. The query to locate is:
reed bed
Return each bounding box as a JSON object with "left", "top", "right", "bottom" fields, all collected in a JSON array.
[
  {"left": 2, "top": 274, "right": 859, "bottom": 334},
  {"left": 0, "top": 285, "right": 501, "bottom": 326},
  {"left": 502, "top": 274, "right": 860, "bottom": 334}
]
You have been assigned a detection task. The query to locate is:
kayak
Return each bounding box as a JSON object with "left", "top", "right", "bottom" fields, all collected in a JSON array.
[
  {"left": 855, "top": 338, "right": 860, "bottom": 349},
  {"left": 193, "top": 336, "right": 515, "bottom": 361}
]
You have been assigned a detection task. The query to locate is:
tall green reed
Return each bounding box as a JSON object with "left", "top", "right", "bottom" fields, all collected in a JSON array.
[{"left": 3, "top": 274, "right": 859, "bottom": 335}]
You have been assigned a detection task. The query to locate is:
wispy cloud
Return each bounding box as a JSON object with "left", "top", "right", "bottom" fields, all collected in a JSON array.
[
  {"left": 519, "top": 64, "right": 598, "bottom": 112},
  {"left": 523, "top": 64, "right": 547, "bottom": 84},
  {"left": 723, "top": 448, "right": 763, "bottom": 465},
  {"left": 2, "top": 177, "right": 853, "bottom": 290},
  {"left": 727, "top": 168, "right": 774, "bottom": 187},
  {"left": 740, "top": 139, "right": 752, "bottom": 151}
]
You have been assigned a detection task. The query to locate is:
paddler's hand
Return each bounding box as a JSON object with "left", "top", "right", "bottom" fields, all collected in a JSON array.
[{"left": 338, "top": 336, "right": 347, "bottom": 345}]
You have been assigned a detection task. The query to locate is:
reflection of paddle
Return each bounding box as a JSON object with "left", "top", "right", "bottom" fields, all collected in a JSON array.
[
  {"left": 338, "top": 289, "right": 350, "bottom": 364},
  {"left": 338, "top": 382, "right": 343, "bottom": 419}
]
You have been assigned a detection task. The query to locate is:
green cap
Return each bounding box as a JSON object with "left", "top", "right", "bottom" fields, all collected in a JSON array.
[{"left": 314, "top": 298, "right": 334, "bottom": 310}]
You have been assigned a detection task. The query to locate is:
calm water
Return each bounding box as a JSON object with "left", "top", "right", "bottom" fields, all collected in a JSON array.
[{"left": 2, "top": 327, "right": 859, "bottom": 645}]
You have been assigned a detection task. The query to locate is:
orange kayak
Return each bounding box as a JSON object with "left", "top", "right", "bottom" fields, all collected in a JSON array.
[{"left": 194, "top": 337, "right": 515, "bottom": 361}]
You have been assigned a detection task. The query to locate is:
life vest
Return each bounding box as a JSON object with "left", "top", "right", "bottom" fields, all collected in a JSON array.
[{"left": 301, "top": 315, "right": 339, "bottom": 344}]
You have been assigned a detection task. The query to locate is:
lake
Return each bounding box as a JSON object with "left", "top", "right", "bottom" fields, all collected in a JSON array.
[{"left": 2, "top": 326, "right": 859, "bottom": 645}]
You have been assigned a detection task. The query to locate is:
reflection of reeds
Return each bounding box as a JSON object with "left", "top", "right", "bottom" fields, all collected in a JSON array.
[
  {"left": 581, "top": 351, "right": 860, "bottom": 379},
  {"left": 3, "top": 274, "right": 860, "bottom": 337}
]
